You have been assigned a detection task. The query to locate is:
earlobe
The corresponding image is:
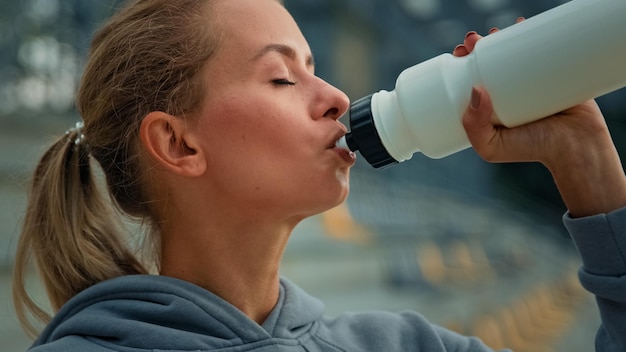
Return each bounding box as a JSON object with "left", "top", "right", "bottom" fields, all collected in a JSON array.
[{"left": 139, "top": 112, "right": 207, "bottom": 177}]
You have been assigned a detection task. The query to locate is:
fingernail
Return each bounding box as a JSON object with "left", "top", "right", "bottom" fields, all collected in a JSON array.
[
  {"left": 470, "top": 87, "right": 481, "bottom": 109},
  {"left": 465, "top": 31, "right": 477, "bottom": 39}
]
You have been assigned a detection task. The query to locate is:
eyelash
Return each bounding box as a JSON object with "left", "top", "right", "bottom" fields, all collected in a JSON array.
[{"left": 272, "top": 79, "right": 296, "bottom": 86}]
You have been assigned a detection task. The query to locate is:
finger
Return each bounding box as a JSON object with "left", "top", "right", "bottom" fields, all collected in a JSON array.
[
  {"left": 516, "top": 16, "right": 525, "bottom": 23},
  {"left": 462, "top": 87, "right": 500, "bottom": 161},
  {"left": 463, "top": 87, "right": 546, "bottom": 164},
  {"left": 488, "top": 27, "right": 499, "bottom": 35},
  {"left": 463, "top": 31, "right": 483, "bottom": 53},
  {"left": 453, "top": 44, "right": 469, "bottom": 57}
]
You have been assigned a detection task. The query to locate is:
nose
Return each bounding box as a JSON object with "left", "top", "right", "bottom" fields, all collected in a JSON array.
[{"left": 314, "top": 77, "right": 350, "bottom": 121}]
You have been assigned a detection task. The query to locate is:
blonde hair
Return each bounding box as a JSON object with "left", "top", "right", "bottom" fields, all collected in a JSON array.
[{"left": 13, "top": 0, "right": 221, "bottom": 338}]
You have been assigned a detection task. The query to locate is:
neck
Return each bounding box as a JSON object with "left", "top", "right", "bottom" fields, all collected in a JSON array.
[{"left": 158, "top": 205, "right": 299, "bottom": 324}]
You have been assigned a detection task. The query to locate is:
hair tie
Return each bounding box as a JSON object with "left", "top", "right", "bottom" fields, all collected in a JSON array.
[{"left": 66, "top": 121, "right": 86, "bottom": 146}]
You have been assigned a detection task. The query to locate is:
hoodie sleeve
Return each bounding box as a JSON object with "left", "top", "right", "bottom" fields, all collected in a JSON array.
[{"left": 563, "top": 206, "right": 626, "bottom": 352}]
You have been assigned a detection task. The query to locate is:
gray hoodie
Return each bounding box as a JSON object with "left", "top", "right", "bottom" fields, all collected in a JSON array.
[{"left": 29, "top": 208, "right": 626, "bottom": 351}]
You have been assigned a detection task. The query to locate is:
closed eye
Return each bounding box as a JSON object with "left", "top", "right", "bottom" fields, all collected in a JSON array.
[{"left": 272, "top": 79, "right": 296, "bottom": 86}]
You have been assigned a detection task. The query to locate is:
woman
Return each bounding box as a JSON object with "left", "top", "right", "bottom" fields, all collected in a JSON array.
[{"left": 13, "top": 0, "right": 626, "bottom": 351}]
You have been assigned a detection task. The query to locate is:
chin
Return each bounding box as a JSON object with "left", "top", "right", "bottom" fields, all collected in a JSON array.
[
  {"left": 338, "top": 184, "right": 350, "bottom": 203},
  {"left": 328, "top": 183, "right": 351, "bottom": 211},
  {"left": 293, "top": 169, "right": 351, "bottom": 217},
  {"left": 299, "top": 190, "right": 350, "bottom": 220},
  {"left": 335, "top": 167, "right": 351, "bottom": 190}
]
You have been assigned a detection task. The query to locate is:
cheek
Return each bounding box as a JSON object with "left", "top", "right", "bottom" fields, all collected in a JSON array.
[
  {"left": 198, "top": 98, "right": 311, "bottom": 176},
  {"left": 200, "top": 98, "right": 263, "bottom": 151},
  {"left": 196, "top": 100, "right": 350, "bottom": 213}
]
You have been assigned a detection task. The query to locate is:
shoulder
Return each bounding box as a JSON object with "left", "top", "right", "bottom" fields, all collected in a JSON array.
[
  {"left": 29, "top": 336, "right": 115, "bottom": 352},
  {"left": 320, "top": 310, "right": 437, "bottom": 339},
  {"left": 316, "top": 311, "right": 495, "bottom": 352}
]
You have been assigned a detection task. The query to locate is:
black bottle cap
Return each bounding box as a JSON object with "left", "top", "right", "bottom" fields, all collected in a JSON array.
[{"left": 347, "top": 94, "right": 398, "bottom": 168}]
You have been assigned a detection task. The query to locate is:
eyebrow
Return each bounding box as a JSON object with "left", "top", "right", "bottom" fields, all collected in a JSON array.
[{"left": 251, "top": 43, "right": 315, "bottom": 68}]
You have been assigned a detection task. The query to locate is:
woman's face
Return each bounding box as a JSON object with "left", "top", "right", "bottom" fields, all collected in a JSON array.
[{"left": 193, "top": 0, "right": 355, "bottom": 219}]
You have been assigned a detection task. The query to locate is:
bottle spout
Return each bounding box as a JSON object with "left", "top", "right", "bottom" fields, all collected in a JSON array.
[
  {"left": 346, "top": 94, "right": 398, "bottom": 168},
  {"left": 336, "top": 133, "right": 353, "bottom": 151}
]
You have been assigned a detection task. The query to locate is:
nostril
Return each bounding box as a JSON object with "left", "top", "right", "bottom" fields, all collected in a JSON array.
[{"left": 324, "top": 107, "right": 339, "bottom": 118}]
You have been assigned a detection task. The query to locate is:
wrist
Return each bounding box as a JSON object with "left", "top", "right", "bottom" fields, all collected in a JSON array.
[{"left": 547, "top": 143, "right": 626, "bottom": 217}]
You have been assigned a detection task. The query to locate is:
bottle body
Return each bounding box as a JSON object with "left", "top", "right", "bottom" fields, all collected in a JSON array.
[{"left": 343, "top": 0, "right": 626, "bottom": 167}]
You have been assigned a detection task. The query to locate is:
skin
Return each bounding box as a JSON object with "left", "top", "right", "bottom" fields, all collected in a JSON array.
[
  {"left": 139, "top": 0, "right": 626, "bottom": 325},
  {"left": 458, "top": 28, "right": 626, "bottom": 218},
  {"left": 139, "top": 0, "right": 354, "bottom": 324}
]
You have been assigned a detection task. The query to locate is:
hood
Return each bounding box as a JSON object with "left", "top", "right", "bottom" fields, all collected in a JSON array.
[{"left": 32, "top": 275, "right": 325, "bottom": 350}]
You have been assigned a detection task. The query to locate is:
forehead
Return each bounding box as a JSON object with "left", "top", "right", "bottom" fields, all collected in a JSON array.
[{"left": 212, "top": 0, "right": 310, "bottom": 59}]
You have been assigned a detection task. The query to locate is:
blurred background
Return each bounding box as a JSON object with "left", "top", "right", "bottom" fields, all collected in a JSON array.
[{"left": 1, "top": 0, "right": 625, "bottom": 351}]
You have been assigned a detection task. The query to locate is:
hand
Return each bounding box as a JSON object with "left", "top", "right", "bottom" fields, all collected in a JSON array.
[{"left": 454, "top": 27, "right": 626, "bottom": 217}]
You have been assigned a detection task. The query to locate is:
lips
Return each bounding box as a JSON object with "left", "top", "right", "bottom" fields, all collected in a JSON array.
[
  {"left": 335, "top": 146, "right": 356, "bottom": 162},
  {"left": 328, "top": 129, "right": 348, "bottom": 149},
  {"left": 326, "top": 131, "right": 355, "bottom": 165}
]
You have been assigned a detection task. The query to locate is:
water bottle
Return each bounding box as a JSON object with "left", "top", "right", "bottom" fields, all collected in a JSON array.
[{"left": 338, "top": 0, "right": 626, "bottom": 168}]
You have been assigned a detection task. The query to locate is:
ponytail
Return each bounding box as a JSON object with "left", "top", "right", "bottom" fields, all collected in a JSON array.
[
  {"left": 13, "top": 0, "right": 224, "bottom": 339},
  {"left": 12, "top": 126, "right": 147, "bottom": 338}
]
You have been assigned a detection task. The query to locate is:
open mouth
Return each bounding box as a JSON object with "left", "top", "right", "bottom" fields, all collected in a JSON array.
[
  {"left": 335, "top": 135, "right": 349, "bottom": 151},
  {"left": 329, "top": 130, "right": 348, "bottom": 150},
  {"left": 328, "top": 130, "right": 356, "bottom": 164}
]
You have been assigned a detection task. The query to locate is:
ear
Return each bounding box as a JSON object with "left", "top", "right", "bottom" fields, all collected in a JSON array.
[{"left": 139, "top": 112, "right": 207, "bottom": 177}]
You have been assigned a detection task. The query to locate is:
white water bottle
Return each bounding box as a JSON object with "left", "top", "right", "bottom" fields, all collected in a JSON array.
[{"left": 339, "top": 0, "right": 626, "bottom": 168}]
